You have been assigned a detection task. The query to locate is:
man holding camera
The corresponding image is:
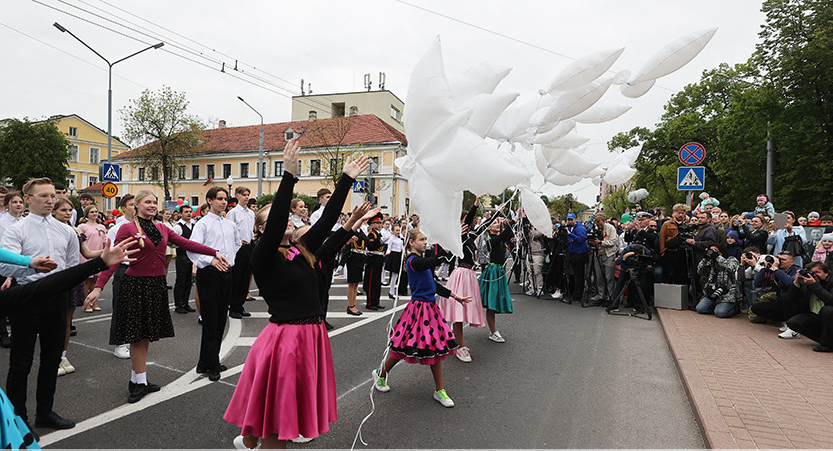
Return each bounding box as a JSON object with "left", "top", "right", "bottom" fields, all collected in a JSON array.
[
  {"left": 565, "top": 212, "right": 588, "bottom": 303},
  {"left": 781, "top": 262, "right": 833, "bottom": 352},
  {"left": 749, "top": 251, "right": 799, "bottom": 324},
  {"left": 686, "top": 212, "right": 719, "bottom": 263},
  {"left": 660, "top": 204, "right": 693, "bottom": 285},
  {"left": 588, "top": 213, "right": 617, "bottom": 305},
  {"left": 612, "top": 243, "right": 652, "bottom": 311},
  {"left": 695, "top": 245, "right": 741, "bottom": 318}
]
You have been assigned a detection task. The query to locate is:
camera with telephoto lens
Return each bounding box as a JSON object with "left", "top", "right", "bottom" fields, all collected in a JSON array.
[
  {"left": 705, "top": 283, "right": 725, "bottom": 299},
  {"left": 705, "top": 248, "right": 720, "bottom": 260},
  {"left": 764, "top": 255, "right": 776, "bottom": 267},
  {"left": 624, "top": 246, "right": 652, "bottom": 269},
  {"left": 799, "top": 269, "right": 813, "bottom": 278},
  {"left": 586, "top": 225, "right": 603, "bottom": 244},
  {"left": 744, "top": 252, "right": 755, "bottom": 260}
]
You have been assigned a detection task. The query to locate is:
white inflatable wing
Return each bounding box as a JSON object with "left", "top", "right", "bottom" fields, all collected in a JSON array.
[
  {"left": 459, "top": 92, "right": 520, "bottom": 138},
  {"left": 603, "top": 164, "right": 637, "bottom": 185},
  {"left": 547, "top": 133, "right": 591, "bottom": 149},
  {"left": 544, "top": 168, "right": 584, "bottom": 186},
  {"left": 573, "top": 102, "right": 632, "bottom": 124},
  {"left": 409, "top": 167, "right": 465, "bottom": 257},
  {"left": 550, "top": 76, "right": 614, "bottom": 121},
  {"left": 519, "top": 186, "right": 553, "bottom": 237},
  {"left": 630, "top": 28, "right": 718, "bottom": 85},
  {"left": 533, "top": 119, "right": 576, "bottom": 144},
  {"left": 534, "top": 147, "right": 549, "bottom": 175},
  {"left": 620, "top": 79, "right": 656, "bottom": 99},
  {"left": 547, "top": 48, "right": 625, "bottom": 93},
  {"left": 449, "top": 63, "right": 512, "bottom": 104}
]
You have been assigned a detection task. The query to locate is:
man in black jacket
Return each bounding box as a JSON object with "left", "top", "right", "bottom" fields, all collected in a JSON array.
[
  {"left": 686, "top": 212, "right": 719, "bottom": 263},
  {"left": 784, "top": 262, "right": 833, "bottom": 352}
]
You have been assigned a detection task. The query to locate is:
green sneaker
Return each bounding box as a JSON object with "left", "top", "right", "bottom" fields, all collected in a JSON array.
[
  {"left": 372, "top": 369, "right": 390, "bottom": 392},
  {"left": 433, "top": 389, "right": 455, "bottom": 407}
]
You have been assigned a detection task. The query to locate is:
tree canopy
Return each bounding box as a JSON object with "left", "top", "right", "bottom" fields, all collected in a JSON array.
[
  {"left": 120, "top": 86, "right": 205, "bottom": 201},
  {"left": 0, "top": 118, "right": 70, "bottom": 189},
  {"left": 609, "top": 0, "right": 832, "bottom": 214}
]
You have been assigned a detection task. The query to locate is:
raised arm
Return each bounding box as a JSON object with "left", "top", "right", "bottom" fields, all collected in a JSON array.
[{"left": 252, "top": 139, "right": 300, "bottom": 268}]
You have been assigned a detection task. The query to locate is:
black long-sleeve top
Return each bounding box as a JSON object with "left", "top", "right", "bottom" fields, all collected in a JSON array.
[
  {"left": 460, "top": 207, "right": 500, "bottom": 266},
  {"left": 252, "top": 171, "right": 354, "bottom": 323},
  {"left": 486, "top": 221, "right": 515, "bottom": 265}
]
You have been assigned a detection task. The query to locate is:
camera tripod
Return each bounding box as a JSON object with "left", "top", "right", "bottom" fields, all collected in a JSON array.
[
  {"left": 605, "top": 265, "right": 652, "bottom": 320},
  {"left": 581, "top": 247, "right": 610, "bottom": 308}
]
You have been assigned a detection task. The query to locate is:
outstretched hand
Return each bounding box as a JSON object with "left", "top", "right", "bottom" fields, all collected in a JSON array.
[
  {"left": 29, "top": 256, "right": 58, "bottom": 273},
  {"left": 343, "top": 154, "right": 370, "bottom": 179},
  {"left": 101, "top": 238, "right": 140, "bottom": 267},
  {"left": 283, "top": 138, "right": 302, "bottom": 178},
  {"left": 344, "top": 202, "right": 372, "bottom": 230}
]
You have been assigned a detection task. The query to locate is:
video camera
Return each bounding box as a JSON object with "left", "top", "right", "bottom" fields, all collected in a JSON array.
[{"left": 586, "top": 224, "right": 603, "bottom": 244}]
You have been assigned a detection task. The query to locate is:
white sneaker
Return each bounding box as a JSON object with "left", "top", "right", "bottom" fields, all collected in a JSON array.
[
  {"left": 290, "top": 435, "right": 314, "bottom": 444},
  {"left": 113, "top": 344, "right": 130, "bottom": 359},
  {"left": 372, "top": 369, "right": 390, "bottom": 392},
  {"left": 57, "top": 365, "right": 66, "bottom": 377},
  {"left": 488, "top": 333, "right": 505, "bottom": 343},
  {"left": 233, "top": 435, "right": 260, "bottom": 450},
  {"left": 433, "top": 389, "right": 455, "bottom": 407},
  {"left": 59, "top": 357, "right": 75, "bottom": 374},
  {"left": 456, "top": 346, "right": 472, "bottom": 363},
  {"left": 551, "top": 290, "right": 563, "bottom": 299},
  {"left": 525, "top": 289, "right": 535, "bottom": 296},
  {"left": 778, "top": 327, "right": 800, "bottom": 339},
  {"left": 779, "top": 325, "right": 788, "bottom": 332}
]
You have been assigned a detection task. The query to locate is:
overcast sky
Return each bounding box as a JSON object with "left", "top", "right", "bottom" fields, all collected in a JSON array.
[{"left": 2, "top": 0, "right": 766, "bottom": 204}]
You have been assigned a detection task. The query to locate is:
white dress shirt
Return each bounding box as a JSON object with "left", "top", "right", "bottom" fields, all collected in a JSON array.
[
  {"left": 171, "top": 219, "right": 196, "bottom": 250},
  {"left": 225, "top": 204, "right": 255, "bottom": 244},
  {"left": 187, "top": 212, "right": 241, "bottom": 269},
  {"left": 309, "top": 207, "right": 323, "bottom": 226},
  {"left": 0, "top": 214, "right": 22, "bottom": 240},
  {"left": 108, "top": 216, "right": 131, "bottom": 266},
  {"left": 384, "top": 232, "right": 404, "bottom": 253},
  {"left": 0, "top": 213, "right": 80, "bottom": 284}
]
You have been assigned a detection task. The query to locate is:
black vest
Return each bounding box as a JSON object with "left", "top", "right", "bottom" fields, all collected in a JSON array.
[{"left": 176, "top": 222, "right": 192, "bottom": 257}]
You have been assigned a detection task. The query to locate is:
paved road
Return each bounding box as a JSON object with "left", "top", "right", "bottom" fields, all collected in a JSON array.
[{"left": 0, "top": 267, "right": 704, "bottom": 448}]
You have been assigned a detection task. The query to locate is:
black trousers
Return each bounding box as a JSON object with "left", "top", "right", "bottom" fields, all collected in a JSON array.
[
  {"left": 229, "top": 244, "right": 253, "bottom": 314},
  {"left": 568, "top": 253, "right": 589, "bottom": 301},
  {"left": 108, "top": 264, "right": 128, "bottom": 346},
  {"left": 788, "top": 306, "right": 833, "bottom": 347},
  {"left": 750, "top": 296, "right": 808, "bottom": 323},
  {"left": 364, "top": 255, "right": 384, "bottom": 307},
  {"left": 196, "top": 266, "right": 231, "bottom": 369},
  {"left": 7, "top": 293, "right": 66, "bottom": 421},
  {"left": 173, "top": 254, "right": 193, "bottom": 308}
]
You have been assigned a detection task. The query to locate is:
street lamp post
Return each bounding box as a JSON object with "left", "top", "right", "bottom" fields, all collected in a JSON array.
[
  {"left": 237, "top": 96, "right": 264, "bottom": 198},
  {"left": 54, "top": 22, "right": 163, "bottom": 210},
  {"left": 716, "top": 73, "right": 775, "bottom": 200},
  {"left": 226, "top": 175, "right": 234, "bottom": 194}
]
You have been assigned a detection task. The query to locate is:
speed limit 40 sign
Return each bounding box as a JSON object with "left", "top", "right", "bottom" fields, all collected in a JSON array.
[{"left": 102, "top": 182, "right": 118, "bottom": 198}]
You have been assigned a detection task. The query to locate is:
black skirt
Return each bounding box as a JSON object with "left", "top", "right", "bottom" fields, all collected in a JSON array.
[
  {"left": 115, "top": 275, "right": 174, "bottom": 343},
  {"left": 345, "top": 252, "right": 365, "bottom": 283},
  {"left": 384, "top": 251, "right": 402, "bottom": 274}
]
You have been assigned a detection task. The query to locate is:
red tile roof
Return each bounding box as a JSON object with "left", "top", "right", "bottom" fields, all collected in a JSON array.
[
  {"left": 79, "top": 181, "right": 104, "bottom": 193},
  {"left": 115, "top": 114, "right": 406, "bottom": 159}
]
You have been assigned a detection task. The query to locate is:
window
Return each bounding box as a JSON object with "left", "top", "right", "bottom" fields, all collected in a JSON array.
[
  {"left": 274, "top": 161, "right": 284, "bottom": 175},
  {"left": 298, "top": 160, "right": 302, "bottom": 175},
  {"left": 89, "top": 147, "right": 100, "bottom": 164},
  {"left": 284, "top": 127, "right": 294, "bottom": 141},
  {"left": 331, "top": 102, "right": 345, "bottom": 117},
  {"left": 191, "top": 164, "right": 200, "bottom": 179},
  {"left": 66, "top": 174, "right": 76, "bottom": 189},
  {"left": 138, "top": 167, "right": 146, "bottom": 181},
  {"left": 150, "top": 167, "right": 159, "bottom": 181},
  {"left": 69, "top": 127, "right": 77, "bottom": 137},
  {"left": 222, "top": 163, "right": 231, "bottom": 179},
  {"left": 370, "top": 156, "right": 380, "bottom": 173},
  {"left": 329, "top": 157, "right": 339, "bottom": 175},
  {"left": 177, "top": 165, "right": 186, "bottom": 180},
  {"left": 240, "top": 163, "right": 249, "bottom": 178},
  {"left": 68, "top": 145, "right": 79, "bottom": 162},
  {"left": 191, "top": 196, "right": 199, "bottom": 207},
  {"left": 88, "top": 175, "right": 98, "bottom": 187},
  {"left": 310, "top": 159, "right": 321, "bottom": 176},
  {"left": 206, "top": 164, "right": 215, "bottom": 180},
  {"left": 390, "top": 106, "right": 401, "bottom": 121}
]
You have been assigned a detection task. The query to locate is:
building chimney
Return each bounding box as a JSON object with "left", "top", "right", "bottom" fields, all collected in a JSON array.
[
  {"left": 349, "top": 106, "right": 358, "bottom": 117},
  {"left": 218, "top": 119, "right": 226, "bottom": 129},
  {"left": 308, "top": 110, "right": 317, "bottom": 121}
]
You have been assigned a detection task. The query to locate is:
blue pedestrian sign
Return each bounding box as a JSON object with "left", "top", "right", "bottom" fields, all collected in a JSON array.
[
  {"left": 677, "top": 166, "right": 705, "bottom": 190},
  {"left": 352, "top": 180, "right": 366, "bottom": 193},
  {"left": 101, "top": 163, "right": 121, "bottom": 182}
]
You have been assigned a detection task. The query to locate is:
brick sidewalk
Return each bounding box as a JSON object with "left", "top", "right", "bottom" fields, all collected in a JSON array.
[{"left": 658, "top": 308, "right": 833, "bottom": 449}]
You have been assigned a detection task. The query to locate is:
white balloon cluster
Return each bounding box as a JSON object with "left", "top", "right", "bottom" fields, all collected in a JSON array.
[{"left": 397, "top": 29, "right": 717, "bottom": 254}]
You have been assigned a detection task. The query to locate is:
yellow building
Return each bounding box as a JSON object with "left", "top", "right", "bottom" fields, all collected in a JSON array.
[
  {"left": 114, "top": 114, "right": 410, "bottom": 216},
  {"left": 291, "top": 89, "right": 405, "bottom": 134},
  {"left": 52, "top": 114, "right": 129, "bottom": 196}
]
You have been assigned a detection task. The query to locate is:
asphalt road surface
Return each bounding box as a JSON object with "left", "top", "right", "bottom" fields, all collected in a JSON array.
[{"left": 0, "top": 266, "right": 704, "bottom": 449}]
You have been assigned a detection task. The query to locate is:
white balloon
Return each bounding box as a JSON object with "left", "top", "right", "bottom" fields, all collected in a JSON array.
[
  {"left": 603, "top": 164, "right": 638, "bottom": 185},
  {"left": 547, "top": 133, "right": 591, "bottom": 149},
  {"left": 547, "top": 48, "right": 625, "bottom": 92},
  {"left": 547, "top": 148, "right": 602, "bottom": 176},
  {"left": 573, "top": 102, "right": 632, "bottom": 124},
  {"left": 519, "top": 186, "right": 553, "bottom": 238},
  {"left": 534, "top": 147, "right": 549, "bottom": 175},
  {"left": 619, "top": 79, "right": 656, "bottom": 98},
  {"left": 545, "top": 168, "right": 584, "bottom": 185},
  {"left": 458, "top": 92, "right": 520, "bottom": 138},
  {"left": 630, "top": 28, "right": 718, "bottom": 85},
  {"left": 550, "top": 76, "right": 614, "bottom": 121},
  {"left": 449, "top": 63, "right": 512, "bottom": 104},
  {"left": 403, "top": 37, "right": 455, "bottom": 159},
  {"left": 533, "top": 119, "right": 576, "bottom": 144}
]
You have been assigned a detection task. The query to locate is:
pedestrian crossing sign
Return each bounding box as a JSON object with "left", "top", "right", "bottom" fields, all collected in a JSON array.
[
  {"left": 102, "top": 163, "right": 121, "bottom": 182},
  {"left": 677, "top": 166, "right": 705, "bottom": 190}
]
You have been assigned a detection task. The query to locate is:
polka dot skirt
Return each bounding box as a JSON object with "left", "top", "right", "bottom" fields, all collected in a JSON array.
[
  {"left": 115, "top": 275, "right": 174, "bottom": 343},
  {"left": 389, "top": 300, "right": 457, "bottom": 365}
]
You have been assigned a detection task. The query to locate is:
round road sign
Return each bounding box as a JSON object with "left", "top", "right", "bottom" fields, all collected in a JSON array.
[
  {"left": 679, "top": 142, "right": 706, "bottom": 166},
  {"left": 102, "top": 182, "right": 118, "bottom": 198}
]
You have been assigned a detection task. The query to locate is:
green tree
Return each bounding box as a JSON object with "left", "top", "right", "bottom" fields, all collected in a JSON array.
[
  {"left": 0, "top": 118, "right": 70, "bottom": 189},
  {"left": 304, "top": 116, "right": 363, "bottom": 187},
  {"left": 120, "top": 86, "right": 206, "bottom": 201},
  {"left": 547, "top": 194, "right": 589, "bottom": 221}
]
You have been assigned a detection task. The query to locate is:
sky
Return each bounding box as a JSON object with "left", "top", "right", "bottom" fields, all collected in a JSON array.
[{"left": 1, "top": 0, "right": 767, "bottom": 205}]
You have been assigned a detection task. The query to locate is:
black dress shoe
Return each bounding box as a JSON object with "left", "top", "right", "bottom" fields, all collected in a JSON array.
[
  {"left": 388, "top": 294, "right": 396, "bottom": 300},
  {"left": 129, "top": 381, "right": 161, "bottom": 393},
  {"left": 35, "top": 411, "right": 75, "bottom": 429},
  {"left": 228, "top": 310, "right": 243, "bottom": 319},
  {"left": 197, "top": 363, "right": 227, "bottom": 373},
  {"left": 346, "top": 307, "right": 362, "bottom": 316},
  {"left": 184, "top": 305, "right": 197, "bottom": 312},
  {"left": 366, "top": 305, "right": 379, "bottom": 311},
  {"left": 174, "top": 307, "right": 188, "bottom": 314},
  {"left": 813, "top": 345, "right": 833, "bottom": 352},
  {"left": 69, "top": 325, "right": 77, "bottom": 337},
  {"left": 239, "top": 309, "right": 251, "bottom": 317},
  {"left": 128, "top": 384, "right": 149, "bottom": 403},
  {"left": 375, "top": 305, "right": 386, "bottom": 310},
  {"left": 208, "top": 369, "right": 221, "bottom": 381},
  {"left": 0, "top": 333, "right": 11, "bottom": 348}
]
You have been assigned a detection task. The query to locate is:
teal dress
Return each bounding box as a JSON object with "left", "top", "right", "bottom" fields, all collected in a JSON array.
[{"left": 479, "top": 228, "right": 514, "bottom": 314}]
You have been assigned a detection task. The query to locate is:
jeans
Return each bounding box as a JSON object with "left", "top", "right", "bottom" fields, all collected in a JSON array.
[{"left": 695, "top": 296, "right": 739, "bottom": 318}]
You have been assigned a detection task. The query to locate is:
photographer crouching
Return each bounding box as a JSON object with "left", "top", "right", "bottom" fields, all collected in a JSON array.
[
  {"left": 695, "top": 245, "right": 741, "bottom": 318},
  {"left": 612, "top": 244, "right": 653, "bottom": 312},
  {"left": 624, "top": 210, "right": 661, "bottom": 300}
]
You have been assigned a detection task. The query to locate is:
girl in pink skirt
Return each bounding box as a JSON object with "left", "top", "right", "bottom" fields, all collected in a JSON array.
[
  {"left": 224, "top": 140, "right": 368, "bottom": 449},
  {"left": 373, "top": 229, "right": 472, "bottom": 407}
]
